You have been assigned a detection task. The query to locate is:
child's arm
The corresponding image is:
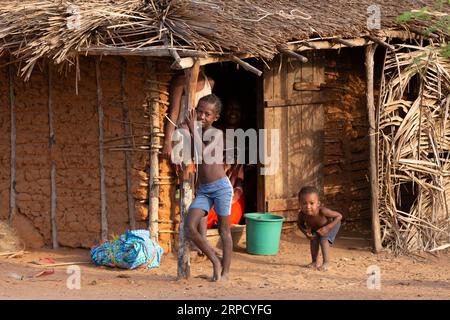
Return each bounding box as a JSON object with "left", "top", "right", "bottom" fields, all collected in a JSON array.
[
  {"left": 316, "top": 207, "right": 342, "bottom": 236},
  {"left": 297, "top": 213, "right": 316, "bottom": 239},
  {"left": 162, "top": 76, "right": 184, "bottom": 159}
]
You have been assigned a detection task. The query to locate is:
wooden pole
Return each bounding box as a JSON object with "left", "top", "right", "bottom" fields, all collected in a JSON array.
[
  {"left": 365, "top": 44, "right": 382, "bottom": 253},
  {"left": 230, "top": 56, "right": 263, "bottom": 76},
  {"left": 147, "top": 58, "right": 160, "bottom": 242},
  {"left": 177, "top": 59, "right": 200, "bottom": 280},
  {"left": 95, "top": 58, "right": 108, "bottom": 241},
  {"left": 8, "top": 62, "right": 16, "bottom": 226},
  {"left": 120, "top": 58, "right": 135, "bottom": 230},
  {"left": 48, "top": 63, "right": 58, "bottom": 248}
]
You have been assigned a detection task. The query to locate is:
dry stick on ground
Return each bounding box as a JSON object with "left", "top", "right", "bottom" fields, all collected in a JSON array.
[{"left": 96, "top": 57, "right": 108, "bottom": 241}]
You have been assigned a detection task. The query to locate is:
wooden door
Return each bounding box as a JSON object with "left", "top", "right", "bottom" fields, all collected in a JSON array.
[{"left": 261, "top": 53, "right": 326, "bottom": 221}]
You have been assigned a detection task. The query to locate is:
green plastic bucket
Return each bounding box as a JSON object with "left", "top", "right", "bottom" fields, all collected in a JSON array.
[{"left": 244, "top": 213, "right": 285, "bottom": 255}]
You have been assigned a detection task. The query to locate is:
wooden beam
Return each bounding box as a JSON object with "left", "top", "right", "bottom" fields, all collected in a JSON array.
[
  {"left": 171, "top": 54, "right": 254, "bottom": 70},
  {"left": 8, "top": 62, "right": 16, "bottom": 226},
  {"left": 301, "top": 42, "right": 319, "bottom": 50},
  {"left": 277, "top": 45, "right": 308, "bottom": 63},
  {"left": 95, "top": 58, "right": 108, "bottom": 241},
  {"left": 408, "top": 26, "right": 439, "bottom": 39},
  {"left": 177, "top": 59, "right": 201, "bottom": 280},
  {"left": 230, "top": 55, "right": 262, "bottom": 76},
  {"left": 48, "top": 63, "right": 58, "bottom": 249},
  {"left": 147, "top": 58, "right": 160, "bottom": 243},
  {"left": 365, "top": 35, "right": 395, "bottom": 51},
  {"left": 288, "top": 37, "right": 372, "bottom": 52},
  {"left": 332, "top": 38, "right": 357, "bottom": 47},
  {"left": 120, "top": 57, "right": 135, "bottom": 230},
  {"left": 365, "top": 44, "right": 382, "bottom": 253},
  {"left": 78, "top": 46, "right": 209, "bottom": 58}
]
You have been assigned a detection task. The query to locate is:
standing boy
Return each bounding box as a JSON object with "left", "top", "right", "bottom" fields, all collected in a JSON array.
[
  {"left": 297, "top": 186, "right": 342, "bottom": 271},
  {"left": 182, "top": 94, "right": 233, "bottom": 282}
]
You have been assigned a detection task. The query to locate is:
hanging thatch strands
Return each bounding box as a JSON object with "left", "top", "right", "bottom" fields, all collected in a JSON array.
[
  {"left": 95, "top": 57, "right": 108, "bottom": 241},
  {"left": 8, "top": 62, "right": 16, "bottom": 226},
  {"left": 378, "top": 44, "right": 450, "bottom": 255},
  {"left": 120, "top": 57, "right": 135, "bottom": 230},
  {"left": 48, "top": 62, "right": 58, "bottom": 249},
  {"left": 365, "top": 43, "right": 382, "bottom": 253},
  {"left": 147, "top": 59, "right": 160, "bottom": 243}
]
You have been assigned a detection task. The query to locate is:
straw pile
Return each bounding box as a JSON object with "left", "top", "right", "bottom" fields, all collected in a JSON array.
[
  {"left": 0, "top": 0, "right": 440, "bottom": 79},
  {"left": 0, "top": 221, "right": 23, "bottom": 253},
  {"left": 378, "top": 43, "right": 450, "bottom": 254}
]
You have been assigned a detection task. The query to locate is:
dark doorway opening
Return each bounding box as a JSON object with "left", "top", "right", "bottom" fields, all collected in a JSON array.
[{"left": 205, "top": 60, "right": 261, "bottom": 224}]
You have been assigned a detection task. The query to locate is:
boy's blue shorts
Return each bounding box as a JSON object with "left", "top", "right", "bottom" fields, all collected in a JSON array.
[
  {"left": 189, "top": 176, "right": 233, "bottom": 216},
  {"left": 314, "top": 222, "right": 341, "bottom": 244}
]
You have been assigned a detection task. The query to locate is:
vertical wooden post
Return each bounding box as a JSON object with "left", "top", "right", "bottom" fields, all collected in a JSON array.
[
  {"left": 8, "top": 62, "right": 16, "bottom": 226},
  {"left": 48, "top": 63, "right": 58, "bottom": 248},
  {"left": 120, "top": 57, "right": 135, "bottom": 230},
  {"left": 177, "top": 59, "right": 200, "bottom": 280},
  {"left": 365, "top": 44, "right": 382, "bottom": 253},
  {"left": 147, "top": 58, "right": 160, "bottom": 242},
  {"left": 95, "top": 57, "right": 108, "bottom": 241}
]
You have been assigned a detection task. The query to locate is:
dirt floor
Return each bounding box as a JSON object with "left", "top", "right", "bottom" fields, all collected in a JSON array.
[{"left": 1, "top": 229, "right": 449, "bottom": 300}]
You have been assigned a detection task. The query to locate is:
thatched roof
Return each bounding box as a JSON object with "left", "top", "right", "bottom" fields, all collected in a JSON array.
[{"left": 0, "top": 0, "right": 447, "bottom": 78}]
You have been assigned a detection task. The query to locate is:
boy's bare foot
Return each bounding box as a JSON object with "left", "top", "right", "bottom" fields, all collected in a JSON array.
[
  {"left": 221, "top": 271, "right": 229, "bottom": 282},
  {"left": 318, "top": 263, "right": 329, "bottom": 271},
  {"left": 305, "top": 262, "right": 317, "bottom": 269},
  {"left": 212, "top": 262, "right": 222, "bottom": 282}
]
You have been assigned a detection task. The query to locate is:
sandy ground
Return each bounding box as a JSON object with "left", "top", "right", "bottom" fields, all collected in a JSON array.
[{"left": 1, "top": 229, "right": 449, "bottom": 300}]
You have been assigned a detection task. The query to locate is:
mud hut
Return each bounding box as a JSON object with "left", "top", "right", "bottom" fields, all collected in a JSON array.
[{"left": 0, "top": 1, "right": 448, "bottom": 276}]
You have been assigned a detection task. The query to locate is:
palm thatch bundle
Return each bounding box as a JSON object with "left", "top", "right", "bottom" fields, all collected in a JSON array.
[
  {"left": 378, "top": 43, "right": 450, "bottom": 255},
  {"left": 0, "top": 0, "right": 443, "bottom": 79}
]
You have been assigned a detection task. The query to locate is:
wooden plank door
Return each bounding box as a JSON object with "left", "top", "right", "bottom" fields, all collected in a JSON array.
[{"left": 261, "top": 54, "right": 325, "bottom": 221}]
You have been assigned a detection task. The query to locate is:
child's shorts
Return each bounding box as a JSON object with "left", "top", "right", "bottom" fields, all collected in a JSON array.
[
  {"left": 189, "top": 176, "right": 233, "bottom": 216},
  {"left": 314, "top": 222, "right": 341, "bottom": 244}
]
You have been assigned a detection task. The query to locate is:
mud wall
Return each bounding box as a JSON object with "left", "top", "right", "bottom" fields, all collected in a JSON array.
[
  {"left": 322, "top": 48, "right": 371, "bottom": 235},
  {"left": 0, "top": 56, "right": 176, "bottom": 252}
]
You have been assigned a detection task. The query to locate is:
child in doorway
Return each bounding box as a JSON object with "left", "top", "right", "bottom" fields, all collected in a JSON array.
[
  {"left": 182, "top": 94, "right": 233, "bottom": 282},
  {"left": 297, "top": 186, "right": 342, "bottom": 271}
]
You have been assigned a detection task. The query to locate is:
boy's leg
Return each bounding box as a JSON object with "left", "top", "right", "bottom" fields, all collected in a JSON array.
[
  {"left": 186, "top": 208, "right": 222, "bottom": 281},
  {"left": 217, "top": 215, "right": 232, "bottom": 281},
  {"left": 190, "top": 216, "right": 208, "bottom": 258},
  {"left": 319, "top": 239, "right": 330, "bottom": 271},
  {"left": 307, "top": 238, "right": 319, "bottom": 268}
]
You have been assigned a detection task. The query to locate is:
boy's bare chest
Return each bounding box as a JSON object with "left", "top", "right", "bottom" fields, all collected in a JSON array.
[{"left": 305, "top": 215, "right": 328, "bottom": 230}]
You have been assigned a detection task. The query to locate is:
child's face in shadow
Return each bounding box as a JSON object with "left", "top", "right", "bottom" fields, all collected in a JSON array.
[
  {"left": 225, "top": 103, "right": 242, "bottom": 126},
  {"left": 196, "top": 101, "right": 220, "bottom": 129},
  {"left": 299, "top": 193, "right": 320, "bottom": 216}
]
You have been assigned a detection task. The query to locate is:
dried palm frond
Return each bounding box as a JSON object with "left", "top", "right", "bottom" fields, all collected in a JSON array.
[{"left": 378, "top": 43, "right": 450, "bottom": 255}]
